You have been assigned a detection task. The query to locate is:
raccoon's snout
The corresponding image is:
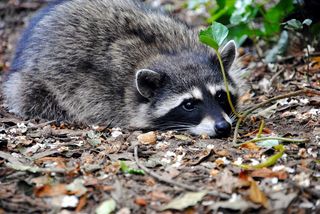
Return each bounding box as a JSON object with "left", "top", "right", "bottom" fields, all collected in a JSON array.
[{"left": 214, "top": 120, "right": 231, "bottom": 137}]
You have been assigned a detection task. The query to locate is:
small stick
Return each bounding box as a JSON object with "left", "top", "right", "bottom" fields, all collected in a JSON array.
[
  {"left": 134, "top": 145, "right": 198, "bottom": 191},
  {"left": 133, "top": 144, "right": 229, "bottom": 199}
]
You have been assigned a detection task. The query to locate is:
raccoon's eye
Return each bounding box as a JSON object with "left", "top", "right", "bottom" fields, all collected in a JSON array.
[
  {"left": 215, "top": 91, "right": 233, "bottom": 113},
  {"left": 182, "top": 101, "right": 196, "bottom": 112},
  {"left": 215, "top": 91, "right": 228, "bottom": 106}
]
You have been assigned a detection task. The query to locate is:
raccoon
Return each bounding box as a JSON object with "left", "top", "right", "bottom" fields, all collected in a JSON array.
[{"left": 3, "top": 0, "right": 240, "bottom": 137}]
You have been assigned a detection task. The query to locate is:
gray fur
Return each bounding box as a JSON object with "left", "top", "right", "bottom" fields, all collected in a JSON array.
[{"left": 3, "top": 0, "right": 240, "bottom": 136}]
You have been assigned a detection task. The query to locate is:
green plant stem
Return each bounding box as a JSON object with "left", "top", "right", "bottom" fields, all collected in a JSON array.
[
  {"left": 232, "top": 88, "right": 320, "bottom": 146},
  {"left": 215, "top": 51, "right": 241, "bottom": 118},
  {"left": 244, "top": 137, "right": 308, "bottom": 144},
  {"left": 257, "top": 119, "right": 265, "bottom": 138},
  {"left": 232, "top": 117, "right": 244, "bottom": 145}
]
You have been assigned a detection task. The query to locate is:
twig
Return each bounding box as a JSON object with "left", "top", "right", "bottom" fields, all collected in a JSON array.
[
  {"left": 270, "top": 67, "right": 285, "bottom": 86},
  {"left": 133, "top": 144, "right": 229, "bottom": 199},
  {"left": 134, "top": 145, "right": 198, "bottom": 191},
  {"left": 28, "top": 120, "right": 56, "bottom": 130}
]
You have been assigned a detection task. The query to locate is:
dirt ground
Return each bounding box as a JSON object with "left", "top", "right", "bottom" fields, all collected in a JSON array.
[{"left": 0, "top": 1, "right": 319, "bottom": 213}]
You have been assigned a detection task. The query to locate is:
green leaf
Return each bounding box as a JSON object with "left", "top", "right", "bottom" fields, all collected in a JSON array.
[
  {"left": 120, "top": 161, "right": 145, "bottom": 175},
  {"left": 95, "top": 199, "right": 116, "bottom": 214},
  {"left": 263, "top": 0, "right": 294, "bottom": 35},
  {"left": 230, "top": 0, "right": 258, "bottom": 25},
  {"left": 187, "top": 0, "right": 209, "bottom": 10},
  {"left": 283, "top": 19, "right": 303, "bottom": 30},
  {"left": 302, "top": 19, "right": 312, "bottom": 26},
  {"left": 208, "top": 0, "right": 236, "bottom": 23},
  {"left": 264, "top": 0, "right": 294, "bottom": 24},
  {"left": 265, "top": 30, "right": 289, "bottom": 63},
  {"left": 199, "top": 22, "right": 229, "bottom": 50},
  {"left": 161, "top": 191, "right": 208, "bottom": 211},
  {"left": 120, "top": 161, "right": 129, "bottom": 172},
  {"left": 256, "top": 139, "right": 279, "bottom": 148},
  {"left": 228, "top": 23, "right": 259, "bottom": 45}
]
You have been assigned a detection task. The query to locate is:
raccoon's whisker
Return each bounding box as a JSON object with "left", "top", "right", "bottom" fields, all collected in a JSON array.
[
  {"left": 159, "top": 127, "right": 191, "bottom": 132},
  {"left": 229, "top": 113, "right": 237, "bottom": 124},
  {"left": 155, "top": 123, "right": 195, "bottom": 131},
  {"left": 155, "top": 124, "right": 195, "bottom": 131},
  {"left": 155, "top": 121, "right": 196, "bottom": 126}
]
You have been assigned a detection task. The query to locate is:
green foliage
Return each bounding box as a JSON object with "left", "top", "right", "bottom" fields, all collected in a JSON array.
[
  {"left": 283, "top": 18, "right": 313, "bottom": 31},
  {"left": 199, "top": 22, "right": 239, "bottom": 117},
  {"left": 187, "top": 0, "right": 296, "bottom": 45},
  {"left": 120, "top": 161, "right": 145, "bottom": 175},
  {"left": 265, "top": 30, "right": 288, "bottom": 63},
  {"left": 199, "top": 22, "right": 229, "bottom": 50}
]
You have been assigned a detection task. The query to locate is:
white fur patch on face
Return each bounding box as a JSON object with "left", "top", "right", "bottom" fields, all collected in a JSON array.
[
  {"left": 154, "top": 93, "right": 192, "bottom": 117},
  {"left": 188, "top": 116, "right": 216, "bottom": 136},
  {"left": 206, "top": 84, "right": 236, "bottom": 97},
  {"left": 191, "top": 87, "right": 203, "bottom": 100},
  {"left": 154, "top": 87, "right": 203, "bottom": 117}
]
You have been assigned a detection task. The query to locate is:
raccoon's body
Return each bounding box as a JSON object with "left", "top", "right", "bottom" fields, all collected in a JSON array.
[{"left": 4, "top": 0, "right": 240, "bottom": 137}]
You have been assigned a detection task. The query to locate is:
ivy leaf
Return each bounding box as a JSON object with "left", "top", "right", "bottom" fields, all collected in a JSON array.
[
  {"left": 199, "top": 22, "right": 229, "bottom": 50},
  {"left": 230, "top": 0, "right": 257, "bottom": 25},
  {"left": 120, "top": 161, "right": 145, "bottom": 175},
  {"left": 283, "top": 19, "right": 303, "bottom": 30},
  {"left": 265, "top": 30, "right": 289, "bottom": 63},
  {"left": 302, "top": 19, "right": 312, "bottom": 26}
]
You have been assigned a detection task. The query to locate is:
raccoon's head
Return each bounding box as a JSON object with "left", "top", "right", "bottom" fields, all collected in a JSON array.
[{"left": 133, "top": 41, "right": 239, "bottom": 137}]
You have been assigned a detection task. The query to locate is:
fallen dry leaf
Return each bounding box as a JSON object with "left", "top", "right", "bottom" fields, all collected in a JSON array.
[
  {"left": 240, "top": 142, "right": 260, "bottom": 151},
  {"left": 134, "top": 197, "right": 148, "bottom": 206},
  {"left": 35, "top": 157, "right": 66, "bottom": 169},
  {"left": 248, "top": 179, "right": 269, "bottom": 208},
  {"left": 215, "top": 149, "right": 229, "bottom": 156},
  {"left": 137, "top": 131, "right": 157, "bottom": 145},
  {"left": 210, "top": 169, "right": 219, "bottom": 176},
  {"left": 75, "top": 194, "right": 87, "bottom": 212},
  {"left": 160, "top": 191, "right": 207, "bottom": 211},
  {"left": 34, "top": 184, "right": 67, "bottom": 197},
  {"left": 243, "top": 128, "right": 273, "bottom": 137},
  {"left": 251, "top": 168, "right": 288, "bottom": 180},
  {"left": 150, "top": 191, "right": 171, "bottom": 202}
]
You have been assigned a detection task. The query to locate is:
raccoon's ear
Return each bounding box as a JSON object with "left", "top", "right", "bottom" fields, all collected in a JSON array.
[
  {"left": 135, "top": 69, "right": 162, "bottom": 98},
  {"left": 219, "top": 40, "right": 237, "bottom": 72}
]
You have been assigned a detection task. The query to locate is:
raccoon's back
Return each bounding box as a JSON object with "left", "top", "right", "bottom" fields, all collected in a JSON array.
[
  {"left": 3, "top": 0, "right": 204, "bottom": 125},
  {"left": 10, "top": 0, "right": 199, "bottom": 76}
]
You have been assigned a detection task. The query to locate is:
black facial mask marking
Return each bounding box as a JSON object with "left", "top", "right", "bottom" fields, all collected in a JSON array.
[{"left": 151, "top": 88, "right": 237, "bottom": 133}]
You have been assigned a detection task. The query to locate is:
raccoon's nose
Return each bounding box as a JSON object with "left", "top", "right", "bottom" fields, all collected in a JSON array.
[{"left": 214, "top": 121, "right": 231, "bottom": 137}]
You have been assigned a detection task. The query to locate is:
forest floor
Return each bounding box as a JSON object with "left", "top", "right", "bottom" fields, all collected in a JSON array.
[{"left": 0, "top": 0, "right": 319, "bottom": 213}]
